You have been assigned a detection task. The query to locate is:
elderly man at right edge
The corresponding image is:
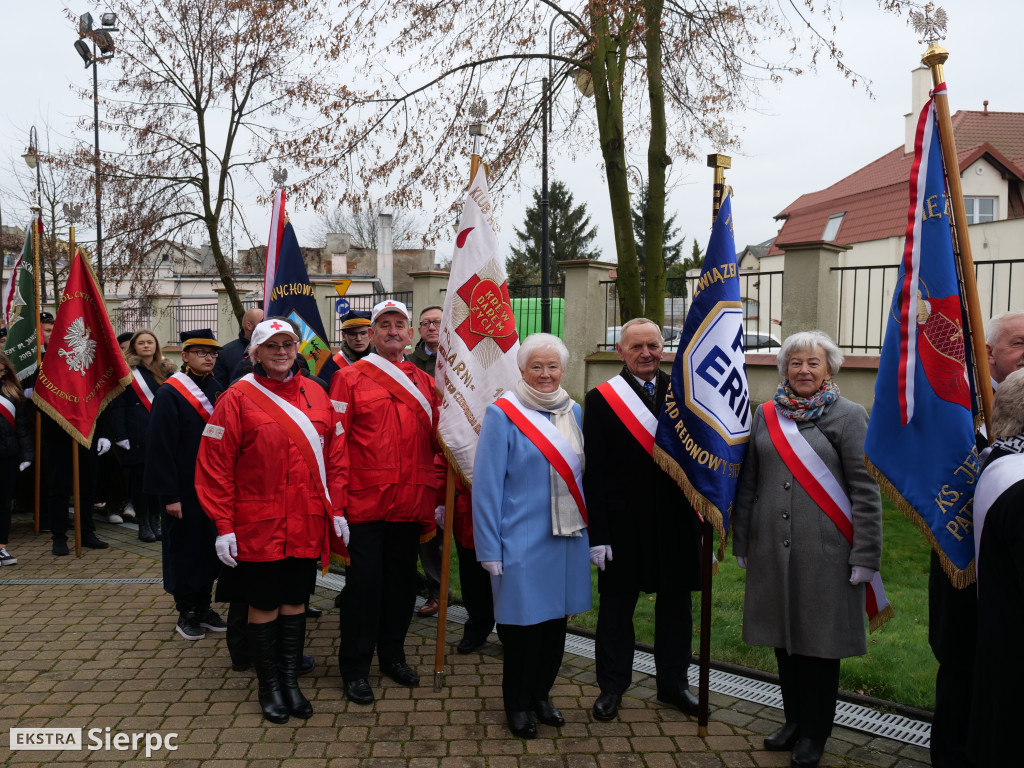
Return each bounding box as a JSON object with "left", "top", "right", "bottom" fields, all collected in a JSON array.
[{"left": 584, "top": 318, "right": 702, "bottom": 721}]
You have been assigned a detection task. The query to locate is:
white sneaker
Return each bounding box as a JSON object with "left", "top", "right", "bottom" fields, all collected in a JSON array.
[
  {"left": 121, "top": 502, "right": 136, "bottom": 521},
  {"left": 107, "top": 512, "right": 124, "bottom": 524},
  {"left": 0, "top": 548, "right": 18, "bottom": 566}
]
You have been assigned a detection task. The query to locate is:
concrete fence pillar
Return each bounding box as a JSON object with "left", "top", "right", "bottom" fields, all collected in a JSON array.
[
  {"left": 148, "top": 295, "right": 178, "bottom": 347},
  {"left": 777, "top": 241, "right": 849, "bottom": 342},
  {"left": 560, "top": 259, "right": 617, "bottom": 399},
  {"left": 409, "top": 269, "right": 450, "bottom": 314},
  {"left": 214, "top": 289, "right": 241, "bottom": 345}
]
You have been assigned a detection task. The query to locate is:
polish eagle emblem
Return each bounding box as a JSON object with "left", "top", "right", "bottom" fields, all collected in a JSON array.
[{"left": 58, "top": 317, "right": 98, "bottom": 376}]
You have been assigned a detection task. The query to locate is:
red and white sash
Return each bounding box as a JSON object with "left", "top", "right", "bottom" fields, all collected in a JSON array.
[
  {"left": 763, "top": 404, "right": 891, "bottom": 627},
  {"left": 130, "top": 369, "right": 156, "bottom": 412},
  {"left": 166, "top": 372, "right": 215, "bottom": 423},
  {"left": 332, "top": 350, "right": 352, "bottom": 368},
  {"left": 494, "top": 392, "right": 587, "bottom": 523},
  {"left": 0, "top": 395, "right": 15, "bottom": 431},
  {"left": 596, "top": 375, "right": 657, "bottom": 455},
  {"left": 234, "top": 374, "right": 332, "bottom": 514},
  {"left": 973, "top": 451, "right": 1024, "bottom": 582},
  {"left": 354, "top": 353, "right": 433, "bottom": 433}
]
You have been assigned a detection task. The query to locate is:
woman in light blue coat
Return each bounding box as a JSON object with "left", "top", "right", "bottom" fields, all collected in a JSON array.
[{"left": 473, "top": 333, "right": 591, "bottom": 739}]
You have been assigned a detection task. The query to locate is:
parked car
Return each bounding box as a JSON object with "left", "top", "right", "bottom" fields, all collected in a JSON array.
[{"left": 743, "top": 331, "right": 781, "bottom": 350}]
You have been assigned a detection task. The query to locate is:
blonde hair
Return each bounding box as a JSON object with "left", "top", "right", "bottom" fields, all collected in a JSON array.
[
  {"left": 0, "top": 350, "right": 25, "bottom": 404},
  {"left": 128, "top": 329, "right": 169, "bottom": 385}
]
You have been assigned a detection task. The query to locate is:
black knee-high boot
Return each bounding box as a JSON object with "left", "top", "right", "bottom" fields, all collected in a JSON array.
[
  {"left": 791, "top": 655, "right": 839, "bottom": 767},
  {"left": 277, "top": 613, "right": 313, "bottom": 719},
  {"left": 248, "top": 620, "right": 289, "bottom": 724},
  {"left": 765, "top": 648, "right": 800, "bottom": 751},
  {"left": 227, "top": 602, "right": 250, "bottom": 671}
]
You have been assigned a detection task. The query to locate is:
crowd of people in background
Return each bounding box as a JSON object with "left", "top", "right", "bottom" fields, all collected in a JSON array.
[{"left": 4, "top": 300, "right": 1020, "bottom": 768}]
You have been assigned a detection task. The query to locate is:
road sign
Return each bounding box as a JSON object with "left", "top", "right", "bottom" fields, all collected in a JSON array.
[
  {"left": 335, "top": 298, "right": 350, "bottom": 315},
  {"left": 334, "top": 280, "right": 352, "bottom": 297}
]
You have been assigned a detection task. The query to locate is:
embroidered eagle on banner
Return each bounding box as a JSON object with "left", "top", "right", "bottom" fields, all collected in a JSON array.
[{"left": 58, "top": 317, "right": 98, "bottom": 376}]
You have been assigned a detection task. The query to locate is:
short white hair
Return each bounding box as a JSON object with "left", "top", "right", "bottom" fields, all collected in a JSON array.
[
  {"left": 991, "top": 369, "right": 1024, "bottom": 438},
  {"left": 619, "top": 317, "right": 661, "bottom": 338},
  {"left": 517, "top": 333, "right": 569, "bottom": 370},
  {"left": 986, "top": 310, "right": 1024, "bottom": 344},
  {"left": 777, "top": 330, "right": 844, "bottom": 379}
]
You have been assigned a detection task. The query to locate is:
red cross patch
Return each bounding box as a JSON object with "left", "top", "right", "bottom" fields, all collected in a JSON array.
[
  {"left": 270, "top": 321, "right": 283, "bottom": 330},
  {"left": 454, "top": 274, "right": 517, "bottom": 352}
]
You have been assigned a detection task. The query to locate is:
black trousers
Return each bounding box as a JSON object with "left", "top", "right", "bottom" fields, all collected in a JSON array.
[
  {"left": 338, "top": 520, "right": 420, "bottom": 681},
  {"left": 774, "top": 649, "right": 840, "bottom": 745},
  {"left": 456, "top": 542, "right": 495, "bottom": 644},
  {"left": 595, "top": 588, "right": 693, "bottom": 695},
  {"left": 44, "top": 435, "right": 97, "bottom": 541},
  {"left": 496, "top": 617, "right": 567, "bottom": 711},
  {"left": 0, "top": 458, "right": 18, "bottom": 542}
]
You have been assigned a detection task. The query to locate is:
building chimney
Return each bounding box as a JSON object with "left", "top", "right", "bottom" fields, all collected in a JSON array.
[
  {"left": 983, "top": 100, "right": 989, "bottom": 114},
  {"left": 905, "top": 65, "right": 932, "bottom": 154},
  {"left": 376, "top": 212, "right": 394, "bottom": 293}
]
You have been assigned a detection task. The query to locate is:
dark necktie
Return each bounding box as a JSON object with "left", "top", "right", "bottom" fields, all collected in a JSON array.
[{"left": 643, "top": 381, "right": 655, "bottom": 397}]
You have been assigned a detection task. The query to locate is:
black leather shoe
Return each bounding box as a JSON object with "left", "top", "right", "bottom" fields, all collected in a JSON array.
[
  {"left": 52, "top": 539, "right": 69, "bottom": 556},
  {"left": 506, "top": 709, "right": 538, "bottom": 738},
  {"left": 764, "top": 722, "right": 799, "bottom": 751},
  {"left": 592, "top": 692, "right": 622, "bottom": 721},
  {"left": 456, "top": 634, "right": 488, "bottom": 654},
  {"left": 790, "top": 736, "right": 825, "bottom": 768},
  {"left": 344, "top": 678, "right": 374, "bottom": 705},
  {"left": 381, "top": 661, "right": 420, "bottom": 687},
  {"left": 531, "top": 699, "right": 565, "bottom": 727},
  {"left": 299, "top": 655, "right": 315, "bottom": 676},
  {"left": 305, "top": 605, "right": 322, "bottom": 619},
  {"left": 81, "top": 533, "right": 109, "bottom": 549},
  {"left": 656, "top": 686, "right": 701, "bottom": 716}
]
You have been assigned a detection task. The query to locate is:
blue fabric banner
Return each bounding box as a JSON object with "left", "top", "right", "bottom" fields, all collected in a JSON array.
[
  {"left": 654, "top": 194, "right": 750, "bottom": 539},
  {"left": 264, "top": 222, "right": 337, "bottom": 382},
  {"left": 865, "top": 93, "right": 979, "bottom": 587}
]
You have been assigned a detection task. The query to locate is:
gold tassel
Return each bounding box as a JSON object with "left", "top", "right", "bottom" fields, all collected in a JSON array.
[{"left": 869, "top": 603, "right": 896, "bottom": 634}]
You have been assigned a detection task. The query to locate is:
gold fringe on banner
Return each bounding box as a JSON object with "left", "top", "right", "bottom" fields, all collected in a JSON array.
[
  {"left": 437, "top": 433, "right": 474, "bottom": 490},
  {"left": 869, "top": 603, "right": 896, "bottom": 634},
  {"left": 865, "top": 457, "right": 976, "bottom": 589},
  {"left": 652, "top": 444, "right": 728, "bottom": 563}
]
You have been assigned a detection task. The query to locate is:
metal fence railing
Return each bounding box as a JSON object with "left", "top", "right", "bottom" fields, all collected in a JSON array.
[
  {"left": 600, "top": 271, "right": 784, "bottom": 352},
  {"left": 111, "top": 302, "right": 152, "bottom": 337},
  {"left": 834, "top": 258, "right": 1024, "bottom": 354},
  {"left": 167, "top": 302, "right": 219, "bottom": 345},
  {"left": 322, "top": 291, "right": 413, "bottom": 346}
]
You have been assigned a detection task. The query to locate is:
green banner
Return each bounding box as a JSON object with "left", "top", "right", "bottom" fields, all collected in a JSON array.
[{"left": 2, "top": 222, "right": 39, "bottom": 383}]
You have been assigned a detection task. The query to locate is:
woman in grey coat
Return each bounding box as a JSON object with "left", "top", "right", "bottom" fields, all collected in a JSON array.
[{"left": 732, "top": 330, "right": 882, "bottom": 768}]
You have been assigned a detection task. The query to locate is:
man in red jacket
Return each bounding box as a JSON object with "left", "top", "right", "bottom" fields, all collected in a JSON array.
[{"left": 329, "top": 300, "right": 440, "bottom": 705}]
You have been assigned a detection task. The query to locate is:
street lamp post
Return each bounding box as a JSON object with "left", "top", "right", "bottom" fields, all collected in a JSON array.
[
  {"left": 21, "top": 125, "right": 46, "bottom": 303},
  {"left": 74, "top": 11, "right": 118, "bottom": 292}
]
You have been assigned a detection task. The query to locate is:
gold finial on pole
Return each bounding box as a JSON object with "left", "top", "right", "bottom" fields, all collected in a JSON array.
[
  {"left": 918, "top": 17, "right": 994, "bottom": 428},
  {"left": 707, "top": 153, "right": 731, "bottom": 225}
]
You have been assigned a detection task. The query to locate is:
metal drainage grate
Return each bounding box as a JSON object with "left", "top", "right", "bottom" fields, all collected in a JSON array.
[{"left": 0, "top": 577, "right": 163, "bottom": 585}]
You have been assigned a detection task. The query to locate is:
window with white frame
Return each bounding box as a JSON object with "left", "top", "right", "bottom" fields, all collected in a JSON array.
[
  {"left": 822, "top": 212, "right": 845, "bottom": 241},
  {"left": 964, "top": 196, "right": 996, "bottom": 224}
]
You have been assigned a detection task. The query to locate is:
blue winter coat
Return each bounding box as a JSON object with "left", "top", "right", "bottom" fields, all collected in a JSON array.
[{"left": 472, "top": 401, "right": 592, "bottom": 626}]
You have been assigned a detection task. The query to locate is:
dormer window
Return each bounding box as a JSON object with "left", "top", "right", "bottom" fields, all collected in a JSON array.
[
  {"left": 964, "top": 196, "right": 996, "bottom": 224},
  {"left": 822, "top": 212, "right": 845, "bottom": 241}
]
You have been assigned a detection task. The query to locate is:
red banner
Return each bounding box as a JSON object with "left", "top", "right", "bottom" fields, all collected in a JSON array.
[{"left": 31, "top": 251, "right": 132, "bottom": 447}]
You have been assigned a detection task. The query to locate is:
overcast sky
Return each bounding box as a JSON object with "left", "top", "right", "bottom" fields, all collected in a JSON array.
[{"left": 2, "top": 1, "right": 1021, "bottom": 278}]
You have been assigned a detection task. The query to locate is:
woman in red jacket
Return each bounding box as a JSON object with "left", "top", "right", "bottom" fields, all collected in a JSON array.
[{"left": 196, "top": 319, "right": 349, "bottom": 724}]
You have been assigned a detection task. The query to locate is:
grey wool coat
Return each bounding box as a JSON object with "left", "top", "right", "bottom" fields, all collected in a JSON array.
[{"left": 732, "top": 396, "right": 882, "bottom": 659}]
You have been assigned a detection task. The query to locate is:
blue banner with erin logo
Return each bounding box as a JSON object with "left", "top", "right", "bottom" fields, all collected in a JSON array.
[{"left": 653, "top": 194, "right": 750, "bottom": 540}]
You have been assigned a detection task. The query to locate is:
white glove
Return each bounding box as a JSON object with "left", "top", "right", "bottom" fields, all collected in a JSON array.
[
  {"left": 96, "top": 438, "right": 111, "bottom": 456},
  {"left": 434, "top": 505, "right": 445, "bottom": 528},
  {"left": 736, "top": 556, "right": 748, "bottom": 569},
  {"left": 19, "top": 461, "right": 31, "bottom": 472},
  {"left": 850, "top": 566, "right": 877, "bottom": 585},
  {"left": 215, "top": 533, "right": 238, "bottom": 567},
  {"left": 589, "top": 545, "right": 613, "bottom": 571},
  {"left": 333, "top": 516, "right": 350, "bottom": 546},
  {"left": 481, "top": 560, "right": 503, "bottom": 576},
  {"left": 116, "top": 439, "right": 130, "bottom": 451}
]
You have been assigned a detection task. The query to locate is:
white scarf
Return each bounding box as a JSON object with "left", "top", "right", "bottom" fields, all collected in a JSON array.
[{"left": 513, "top": 378, "right": 586, "bottom": 537}]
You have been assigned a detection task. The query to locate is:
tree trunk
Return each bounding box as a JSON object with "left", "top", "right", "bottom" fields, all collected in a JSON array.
[
  {"left": 642, "top": 0, "right": 667, "bottom": 329},
  {"left": 588, "top": 5, "right": 642, "bottom": 324},
  {"left": 204, "top": 219, "right": 245, "bottom": 324}
]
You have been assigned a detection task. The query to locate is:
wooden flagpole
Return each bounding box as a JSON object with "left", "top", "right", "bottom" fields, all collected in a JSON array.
[
  {"left": 922, "top": 44, "right": 994, "bottom": 428},
  {"left": 32, "top": 209, "right": 42, "bottom": 534},
  {"left": 694, "top": 153, "right": 732, "bottom": 737},
  {"left": 69, "top": 226, "right": 83, "bottom": 557}
]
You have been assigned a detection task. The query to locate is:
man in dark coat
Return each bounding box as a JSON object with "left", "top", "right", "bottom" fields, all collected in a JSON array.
[
  {"left": 213, "top": 307, "right": 263, "bottom": 388},
  {"left": 584, "top": 318, "right": 702, "bottom": 721},
  {"left": 144, "top": 329, "right": 226, "bottom": 640}
]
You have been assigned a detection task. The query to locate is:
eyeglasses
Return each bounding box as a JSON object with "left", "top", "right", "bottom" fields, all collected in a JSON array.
[
  {"left": 419, "top": 320, "right": 442, "bottom": 328},
  {"left": 343, "top": 329, "right": 369, "bottom": 337},
  {"left": 189, "top": 349, "right": 220, "bottom": 359},
  {"left": 263, "top": 342, "right": 296, "bottom": 352}
]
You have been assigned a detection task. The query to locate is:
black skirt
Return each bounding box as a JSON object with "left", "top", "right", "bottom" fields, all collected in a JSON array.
[{"left": 216, "top": 557, "right": 317, "bottom": 611}]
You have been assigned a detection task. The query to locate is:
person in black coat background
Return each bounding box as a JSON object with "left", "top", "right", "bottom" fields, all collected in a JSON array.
[
  {"left": 144, "top": 329, "right": 226, "bottom": 641},
  {"left": 111, "top": 329, "right": 176, "bottom": 542},
  {"left": 213, "top": 307, "right": 263, "bottom": 389},
  {"left": 0, "top": 350, "right": 34, "bottom": 566},
  {"left": 584, "top": 318, "right": 702, "bottom": 722}
]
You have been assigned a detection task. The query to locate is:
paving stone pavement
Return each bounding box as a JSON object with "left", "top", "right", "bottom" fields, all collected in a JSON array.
[{"left": 0, "top": 513, "right": 932, "bottom": 767}]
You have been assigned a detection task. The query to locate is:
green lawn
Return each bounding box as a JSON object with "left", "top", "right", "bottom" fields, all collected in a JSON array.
[{"left": 437, "top": 496, "right": 938, "bottom": 711}]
